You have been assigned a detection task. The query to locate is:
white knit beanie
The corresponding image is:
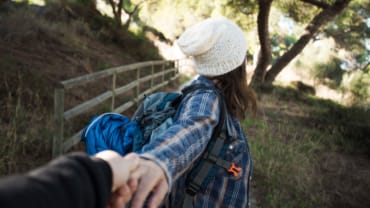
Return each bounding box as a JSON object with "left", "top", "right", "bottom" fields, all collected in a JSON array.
[{"left": 177, "top": 17, "right": 247, "bottom": 77}]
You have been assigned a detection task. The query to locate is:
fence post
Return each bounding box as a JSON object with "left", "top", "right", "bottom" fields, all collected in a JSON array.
[
  {"left": 151, "top": 63, "right": 154, "bottom": 88},
  {"left": 174, "top": 60, "right": 178, "bottom": 76},
  {"left": 111, "top": 71, "right": 117, "bottom": 111},
  {"left": 162, "top": 62, "right": 165, "bottom": 82},
  {"left": 53, "top": 87, "right": 64, "bottom": 158},
  {"left": 136, "top": 67, "right": 140, "bottom": 98}
]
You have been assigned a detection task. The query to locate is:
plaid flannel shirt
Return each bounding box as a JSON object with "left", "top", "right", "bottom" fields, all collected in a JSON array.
[{"left": 140, "top": 76, "right": 252, "bottom": 208}]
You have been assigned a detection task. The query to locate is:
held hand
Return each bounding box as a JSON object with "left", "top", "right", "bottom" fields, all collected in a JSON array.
[
  {"left": 94, "top": 150, "right": 139, "bottom": 191},
  {"left": 130, "top": 159, "right": 169, "bottom": 208}
]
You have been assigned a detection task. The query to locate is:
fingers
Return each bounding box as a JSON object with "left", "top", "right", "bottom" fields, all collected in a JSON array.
[
  {"left": 148, "top": 179, "right": 169, "bottom": 208},
  {"left": 130, "top": 159, "right": 169, "bottom": 208},
  {"left": 124, "top": 153, "right": 140, "bottom": 170},
  {"left": 107, "top": 183, "right": 134, "bottom": 208},
  {"left": 131, "top": 172, "right": 155, "bottom": 208},
  {"left": 127, "top": 177, "right": 138, "bottom": 194},
  {"left": 125, "top": 159, "right": 140, "bottom": 194},
  {"left": 117, "top": 185, "right": 132, "bottom": 203},
  {"left": 108, "top": 191, "right": 125, "bottom": 208}
]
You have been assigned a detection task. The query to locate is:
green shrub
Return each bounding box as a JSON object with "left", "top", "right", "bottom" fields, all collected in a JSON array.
[
  {"left": 311, "top": 57, "right": 344, "bottom": 88},
  {"left": 341, "top": 69, "right": 370, "bottom": 105}
]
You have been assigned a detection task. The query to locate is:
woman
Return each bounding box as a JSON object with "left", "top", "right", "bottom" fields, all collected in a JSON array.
[{"left": 130, "top": 17, "right": 257, "bottom": 208}]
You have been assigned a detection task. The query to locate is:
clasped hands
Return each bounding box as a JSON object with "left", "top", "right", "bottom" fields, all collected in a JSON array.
[{"left": 95, "top": 150, "right": 169, "bottom": 208}]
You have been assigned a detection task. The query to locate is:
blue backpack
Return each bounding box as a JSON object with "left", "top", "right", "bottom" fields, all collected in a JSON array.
[
  {"left": 81, "top": 91, "right": 183, "bottom": 155},
  {"left": 81, "top": 84, "right": 239, "bottom": 207},
  {"left": 131, "top": 91, "right": 182, "bottom": 153},
  {"left": 81, "top": 84, "right": 213, "bottom": 155}
]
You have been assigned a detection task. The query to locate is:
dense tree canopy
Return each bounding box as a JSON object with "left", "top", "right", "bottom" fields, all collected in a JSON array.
[
  {"left": 324, "top": 0, "right": 370, "bottom": 70},
  {"left": 14, "top": 0, "right": 367, "bottom": 103},
  {"left": 137, "top": 1, "right": 356, "bottom": 77}
]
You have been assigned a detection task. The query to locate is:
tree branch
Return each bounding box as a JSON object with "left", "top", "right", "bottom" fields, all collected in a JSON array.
[
  {"left": 107, "top": 0, "right": 117, "bottom": 17},
  {"left": 117, "top": 0, "right": 123, "bottom": 17},
  {"left": 300, "top": 0, "right": 330, "bottom": 9},
  {"left": 123, "top": 0, "right": 145, "bottom": 15},
  {"left": 128, "top": 3, "right": 139, "bottom": 15},
  {"left": 264, "top": 0, "right": 351, "bottom": 83},
  {"left": 122, "top": 0, "right": 145, "bottom": 29},
  {"left": 250, "top": 0, "right": 273, "bottom": 86},
  {"left": 360, "top": 61, "right": 370, "bottom": 72}
]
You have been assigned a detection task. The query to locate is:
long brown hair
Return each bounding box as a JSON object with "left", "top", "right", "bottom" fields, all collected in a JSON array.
[{"left": 211, "top": 62, "right": 257, "bottom": 120}]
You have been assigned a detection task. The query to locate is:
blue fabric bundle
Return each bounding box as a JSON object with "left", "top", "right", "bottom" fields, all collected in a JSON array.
[
  {"left": 81, "top": 113, "right": 143, "bottom": 155},
  {"left": 132, "top": 92, "right": 181, "bottom": 144}
]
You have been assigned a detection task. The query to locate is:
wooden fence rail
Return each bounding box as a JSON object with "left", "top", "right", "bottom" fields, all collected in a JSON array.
[{"left": 53, "top": 60, "right": 180, "bottom": 157}]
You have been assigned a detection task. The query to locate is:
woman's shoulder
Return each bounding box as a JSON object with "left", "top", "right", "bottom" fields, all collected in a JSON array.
[
  {"left": 181, "top": 76, "right": 219, "bottom": 95},
  {"left": 181, "top": 75, "right": 213, "bottom": 87}
]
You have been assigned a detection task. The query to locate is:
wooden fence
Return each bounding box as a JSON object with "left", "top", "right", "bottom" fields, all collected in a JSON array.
[{"left": 53, "top": 60, "right": 180, "bottom": 157}]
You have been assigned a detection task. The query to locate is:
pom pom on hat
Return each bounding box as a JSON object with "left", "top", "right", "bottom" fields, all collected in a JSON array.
[{"left": 177, "top": 17, "right": 247, "bottom": 77}]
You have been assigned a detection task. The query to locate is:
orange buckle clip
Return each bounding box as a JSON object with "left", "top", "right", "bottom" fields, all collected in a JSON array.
[{"left": 227, "top": 162, "right": 242, "bottom": 177}]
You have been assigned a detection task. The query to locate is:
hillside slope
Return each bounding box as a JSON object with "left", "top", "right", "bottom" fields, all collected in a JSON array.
[{"left": 0, "top": 1, "right": 163, "bottom": 174}]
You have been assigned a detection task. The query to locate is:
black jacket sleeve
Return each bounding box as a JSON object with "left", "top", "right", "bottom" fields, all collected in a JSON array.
[{"left": 0, "top": 152, "right": 112, "bottom": 208}]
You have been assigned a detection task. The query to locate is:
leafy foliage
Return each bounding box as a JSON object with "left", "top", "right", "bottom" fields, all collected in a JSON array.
[
  {"left": 324, "top": 0, "right": 370, "bottom": 56},
  {"left": 137, "top": 0, "right": 257, "bottom": 40},
  {"left": 312, "top": 57, "right": 344, "bottom": 87},
  {"left": 341, "top": 69, "right": 370, "bottom": 104},
  {"left": 271, "top": 33, "right": 297, "bottom": 61},
  {"left": 276, "top": 0, "right": 320, "bottom": 23}
]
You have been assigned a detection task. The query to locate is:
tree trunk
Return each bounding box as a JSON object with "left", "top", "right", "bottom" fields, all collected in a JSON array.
[
  {"left": 116, "top": 0, "right": 123, "bottom": 27},
  {"left": 108, "top": 0, "right": 123, "bottom": 27},
  {"left": 122, "top": 0, "right": 144, "bottom": 30},
  {"left": 360, "top": 61, "right": 370, "bottom": 72},
  {"left": 250, "top": 0, "right": 273, "bottom": 87},
  {"left": 263, "top": 0, "right": 351, "bottom": 84}
]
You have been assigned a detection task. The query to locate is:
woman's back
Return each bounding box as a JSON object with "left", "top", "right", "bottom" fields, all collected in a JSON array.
[{"left": 167, "top": 76, "right": 252, "bottom": 208}]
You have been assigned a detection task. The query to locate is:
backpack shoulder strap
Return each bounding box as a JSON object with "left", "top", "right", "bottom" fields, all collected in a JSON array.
[{"left": 181, "top": 89, "right": 231, "bottom": 208}]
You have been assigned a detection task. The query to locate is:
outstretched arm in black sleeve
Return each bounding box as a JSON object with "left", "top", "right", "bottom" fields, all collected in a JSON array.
[{"left": 0, "top": 151, "right": 139, "bottom": 208}]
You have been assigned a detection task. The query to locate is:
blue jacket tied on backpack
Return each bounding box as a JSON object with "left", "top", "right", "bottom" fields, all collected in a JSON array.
[{"left": 81, "top": 113, "right": 143, "bottom": 155}]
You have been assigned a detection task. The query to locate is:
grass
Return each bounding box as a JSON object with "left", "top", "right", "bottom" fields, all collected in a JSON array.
[
  {"left": 246, "top": 86, "right": 370, "bottom": 208},
  {"left": 0, "top": 83, "right": 53, "bottom": 175},
  {"left": 246, "top": 117, "right": 323, "bottom": 207}
]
